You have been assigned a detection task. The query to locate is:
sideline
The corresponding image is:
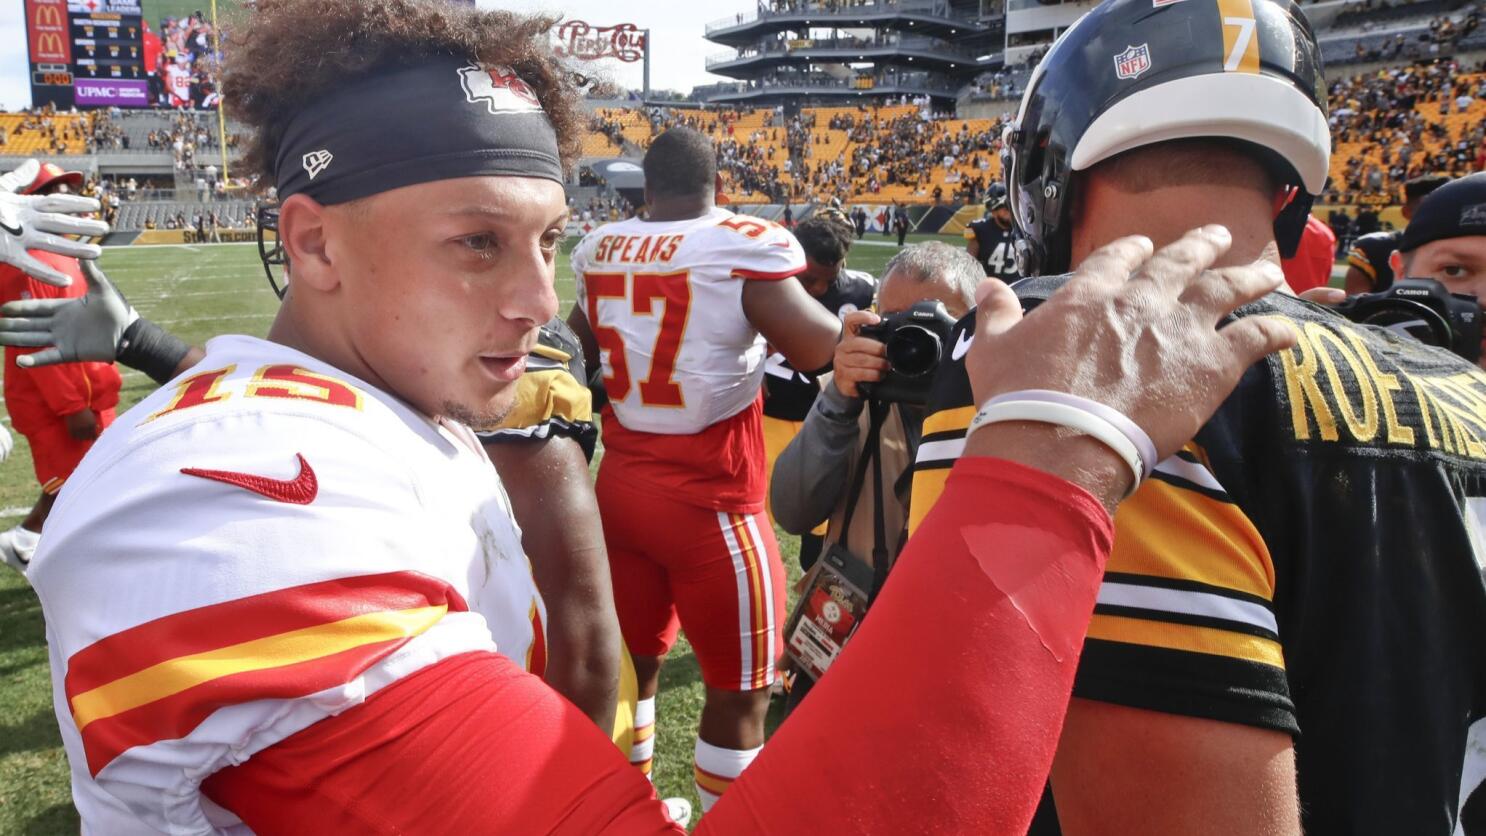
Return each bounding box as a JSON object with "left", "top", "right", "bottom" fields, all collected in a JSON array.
[{"left": 104, "top": 241, "right": 260, "bottom": 250}]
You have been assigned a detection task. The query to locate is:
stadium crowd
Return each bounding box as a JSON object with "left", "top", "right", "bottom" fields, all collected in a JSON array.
[
  {"left": 0, "top": 106, "right": 88, "bottom": 157},
  {"left": 580, "top": 52, "right": 1485, "bottom": 213},
  {"left": 1324, "top": 57, "right": 1486, "bottom": 204}
]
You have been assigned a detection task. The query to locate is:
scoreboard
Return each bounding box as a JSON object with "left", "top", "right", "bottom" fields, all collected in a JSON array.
[{"left": 26, "top": 0, "right": 149, "bottom": 110}]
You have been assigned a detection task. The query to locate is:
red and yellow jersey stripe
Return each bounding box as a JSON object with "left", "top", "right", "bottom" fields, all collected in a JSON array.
[{"left": 65, "top": 571, "right": 467, "bottom": 777}]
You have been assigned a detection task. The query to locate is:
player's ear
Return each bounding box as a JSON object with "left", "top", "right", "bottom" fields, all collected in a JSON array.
[
  {"left": 277, "top": 194, "right": 337, "bottom": 292},
  {"left": 1389, "top": 249, "right": 1405, "bottom": 278}
]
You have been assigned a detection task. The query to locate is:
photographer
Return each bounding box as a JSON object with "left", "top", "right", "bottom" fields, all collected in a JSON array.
[
  {"left": 762, "top": 212, "right": 876, "bottom": 571},
  {"left": 769, "top": 241, "right": 978, "bottom": 707},
  {"left": 1386, "top": 172, "right": 1486, "bottom": 367}
]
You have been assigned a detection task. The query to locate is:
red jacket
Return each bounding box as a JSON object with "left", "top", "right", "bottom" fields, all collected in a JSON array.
[
  {"left": 1281, "top": 215, "right": 1338, "bottom": 295},
  {"left": 0, "top": 252, "right": 122, "bottom": 436}
]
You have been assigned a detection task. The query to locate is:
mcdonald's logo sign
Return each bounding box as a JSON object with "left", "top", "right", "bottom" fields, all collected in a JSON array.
[
  {"left": 27, "top": 0, "right": 72, "bottom": 64},
  {"left": 36, "top": 32, "right": 67, "bottom": 61}
]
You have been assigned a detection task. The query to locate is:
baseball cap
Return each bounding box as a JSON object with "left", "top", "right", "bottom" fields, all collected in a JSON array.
[
  {"left": 25, "top": 162, "right": 84, "bottom": 195},
  {"left": 1400, "top": 173, "right": 1486, "bottom": 252},
  {"left": 1403, "top": 174, "right": 1451, "bottom": 203}
]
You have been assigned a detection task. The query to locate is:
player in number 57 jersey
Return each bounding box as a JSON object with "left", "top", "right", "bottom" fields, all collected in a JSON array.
[{"left": 569, "top": 127, "right": 842, "bottom": 812}]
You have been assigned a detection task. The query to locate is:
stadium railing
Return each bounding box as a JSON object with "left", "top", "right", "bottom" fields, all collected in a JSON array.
[{"left": 705, "top": 0, "right": 956, "bottom": 36}]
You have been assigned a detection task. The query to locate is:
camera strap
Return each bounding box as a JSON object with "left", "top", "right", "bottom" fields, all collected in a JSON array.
[{"left": 837, "top": 400, "right": 893, "bottom": 601}]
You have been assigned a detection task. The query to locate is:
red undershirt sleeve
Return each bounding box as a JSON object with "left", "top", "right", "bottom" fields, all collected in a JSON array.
[
  {"left": 701, "top": 457, "right": 1113, "bottom": 834},
  {"left": 204, "top": 457, "right": 1112, "bottom": 835}
]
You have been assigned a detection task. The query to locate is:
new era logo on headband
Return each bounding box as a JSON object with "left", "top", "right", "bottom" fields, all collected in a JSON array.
[
  {"left": 303, "top": 150, "right": 334, "bottom": 180},
  {"left": 460, "top": 64, "right": 544, "bottom": 115}
]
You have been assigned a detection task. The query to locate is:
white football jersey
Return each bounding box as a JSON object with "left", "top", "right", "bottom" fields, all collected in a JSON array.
[
  {"left": 30, "top": 336, "right": 545, "bottom": 834},
  {"left": 572, "top": 207, "right": 806, "bottom": 435}
]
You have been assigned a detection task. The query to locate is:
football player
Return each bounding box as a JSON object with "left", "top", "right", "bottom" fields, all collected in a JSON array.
[
  {"left": 1344, "top": 174, "right": 1451, "bottom": 295},
  {"left": 964, "top": 184, "right": 1021, "bottom": 282},
  {"left": 910, "top": 1, "right": 1486, "bottom": 833},
  {"left": 568, "top": 126, "right": 845, "bottom": 810},
  {"left": 0, "top": 259, "right": 644, "bottom": 745}
]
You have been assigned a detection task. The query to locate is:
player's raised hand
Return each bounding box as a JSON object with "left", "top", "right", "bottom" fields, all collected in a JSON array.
[
  {"left": 963, "top": 226, "right": 1296, "bottom": 507},
  {"left": 0, "top": 260, "right": 140, "bottom": 368},
  {"left": 0, "top": 160, "right": 111, "bottom": 287}
]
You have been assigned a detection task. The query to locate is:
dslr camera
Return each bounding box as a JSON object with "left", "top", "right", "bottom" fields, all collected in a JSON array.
[
  {"left": 857, "top": 300, "right": 959, "bottom": 404},
  {"left": 1332, "top": 278, "right": 1481, "bottom": 363}
]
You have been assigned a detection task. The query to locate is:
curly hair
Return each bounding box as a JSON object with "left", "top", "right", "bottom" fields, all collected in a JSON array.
[
  {"left": 224, "top": 0, "right": 583, "bottom": 190},
  {"left": 793, "top": 213, "right": 857, "bottom": 265}
]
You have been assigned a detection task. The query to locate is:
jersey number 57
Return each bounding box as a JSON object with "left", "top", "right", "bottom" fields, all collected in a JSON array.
[{"left": 584, "top": 271, "right": 693, "bottom": 408}]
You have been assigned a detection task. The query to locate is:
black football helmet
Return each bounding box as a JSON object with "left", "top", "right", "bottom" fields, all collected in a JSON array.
[
  {"left": 256, "top": 203, "right": 289, "bottom": 299},
  {"left": 985, "top": 181, "right": 1009, "bottom": 211},
  {"left": 1001, "top": 0, "right": 1330, "bottom": 276}
]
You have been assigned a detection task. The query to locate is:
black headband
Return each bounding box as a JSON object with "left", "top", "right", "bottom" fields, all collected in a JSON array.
[{"left": 274, "top": 58, "right": 564, "bottom": 205}]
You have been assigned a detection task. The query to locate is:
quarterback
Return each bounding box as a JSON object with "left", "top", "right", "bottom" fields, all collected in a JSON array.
[{"left": 911, "top": 0, "right": 1486, "bottom": 833}]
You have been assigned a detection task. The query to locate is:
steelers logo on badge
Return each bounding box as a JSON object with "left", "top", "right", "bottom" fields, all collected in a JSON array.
[{"left": 822, "top": 600, "right": 843, "bottom": 625}]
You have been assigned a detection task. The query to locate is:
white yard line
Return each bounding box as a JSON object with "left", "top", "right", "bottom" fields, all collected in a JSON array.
[{"left": 153, "top": 313, "right": 276, "bottom": 326}]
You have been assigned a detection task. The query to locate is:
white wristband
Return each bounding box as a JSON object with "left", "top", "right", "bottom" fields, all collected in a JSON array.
[
  {"left": 966, "top": 394, "right": 1153, "bottom": 491},
  {"left": 982, "top": 389, "right": 1158, "bottom": 480}
]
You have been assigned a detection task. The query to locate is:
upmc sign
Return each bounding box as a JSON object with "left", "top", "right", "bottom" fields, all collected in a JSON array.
[
  {"left": 27, "top": 0, "right": 71, "bottom": 64},
  {"left": 74, "top": 78, "right": 147, "bottom": 107}
]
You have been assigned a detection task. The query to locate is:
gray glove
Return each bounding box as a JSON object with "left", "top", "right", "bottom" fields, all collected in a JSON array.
[
  {"left": 0, "top": 259, "right": 139, "bottom": 367},
  {"left": 0, "top": 159, "right": 111, "bottom": 286}
]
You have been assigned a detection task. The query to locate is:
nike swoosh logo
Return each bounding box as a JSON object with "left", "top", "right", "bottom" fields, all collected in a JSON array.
[
  {"left": 0, "top": 220, "right": 22, "bottom": 237},
  {"left": 951, "top": 329, "right": 974, "bottom": 361},
  {"left": 181, "top": 453, "right": 318, "bottom": 504}
]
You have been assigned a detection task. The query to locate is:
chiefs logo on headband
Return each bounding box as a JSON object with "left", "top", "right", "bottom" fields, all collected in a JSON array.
[{"left": 459, "top": 64, "right": 543, "bottom": 115}]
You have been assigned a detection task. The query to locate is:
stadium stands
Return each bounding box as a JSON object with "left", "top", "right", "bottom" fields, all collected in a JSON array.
[
  {"left": 0, "top": 0, "right": 1479, "bottom": 221},
  {"left": 588, "top": 103, "right": 1006, "bottom": 205},
  {"left": 0, "top": 112, "right": 90, "bottom": 157},
  {"left": 113, "top": 199, "right": 256, "bottom": 232},
  {"left": 1325, "top": 60, "right": 1486, "bottom": 204},
  {"left": 583, "top": 50, "right": 1484, "bottom": 209}
]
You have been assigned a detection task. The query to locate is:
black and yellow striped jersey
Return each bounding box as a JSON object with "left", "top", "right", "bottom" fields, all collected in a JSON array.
[
  {"left": 476, "top": 318, "right": 597, "bottom": 460},
  {"left": 911, "top": 276, "right": 1486, "bottom": 834}
]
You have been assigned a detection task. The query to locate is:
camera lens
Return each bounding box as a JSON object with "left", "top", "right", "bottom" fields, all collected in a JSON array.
[
  {"left": 885, "top": 325, "right": 943, "bottom": 377},
  {"left": 1354, "top": 305, "right": 1449, "bottom": 348}
]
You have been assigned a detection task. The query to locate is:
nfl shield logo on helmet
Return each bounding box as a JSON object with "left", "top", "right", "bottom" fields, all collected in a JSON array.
[
  {"left": 459, "top": 64, "right": 544, "bottom": 115},
  {"left": 1114, "top": 44, "right": 1152, "bottom": 80}
]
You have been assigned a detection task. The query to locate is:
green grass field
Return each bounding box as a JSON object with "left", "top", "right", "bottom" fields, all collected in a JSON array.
[{"left": 0, "top": 232, "right": 954, "bottom": 834}]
